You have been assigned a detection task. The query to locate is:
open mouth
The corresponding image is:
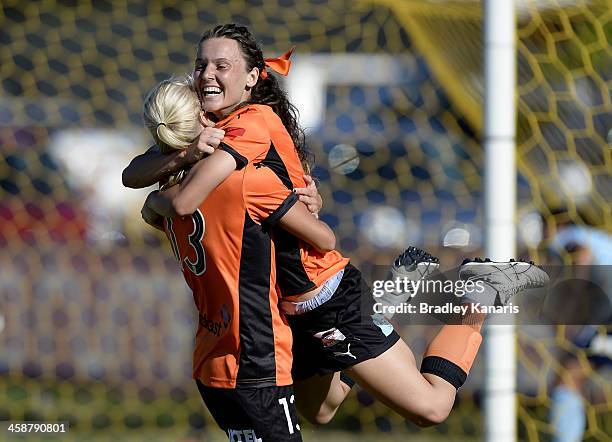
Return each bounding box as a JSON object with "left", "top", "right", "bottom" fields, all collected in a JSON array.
[{"left": 201, "top": 86, "right": 222, "bottom": 97}]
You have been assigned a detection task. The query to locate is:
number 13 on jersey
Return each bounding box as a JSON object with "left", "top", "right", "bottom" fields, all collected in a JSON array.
[{"left": 166, "top": 209, "right": 207, "bottom": 276}]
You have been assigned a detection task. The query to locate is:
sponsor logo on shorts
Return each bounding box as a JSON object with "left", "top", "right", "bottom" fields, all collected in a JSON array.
[
  {"left": 313, "top": 327, "right": 347, "bottom": 347},
  {"left": 227, "top": 428, "right": 262, "bottom": 442},
  {"left": 332, "top": 342, "right": 357, "bottom": 359}
]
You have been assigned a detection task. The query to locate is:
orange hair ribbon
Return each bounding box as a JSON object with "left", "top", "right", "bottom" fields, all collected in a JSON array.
[{"left": 260, "top": 46, "right": 295, "bottom": 79}]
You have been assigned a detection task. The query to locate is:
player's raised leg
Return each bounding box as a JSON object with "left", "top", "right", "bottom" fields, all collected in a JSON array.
[{"left": 344, "top": 257, "right": 549, "bottom": 427}]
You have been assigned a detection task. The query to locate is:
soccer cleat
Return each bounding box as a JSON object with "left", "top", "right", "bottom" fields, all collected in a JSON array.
[
  {"left": 377, "top": 246, "right": 440, "bottom": 318},
  {"left": 459, "top": 258, "right": 549, "bottom": 305},
  {"left": 390, "top": 246, "right": 440, "bottom": 284}
]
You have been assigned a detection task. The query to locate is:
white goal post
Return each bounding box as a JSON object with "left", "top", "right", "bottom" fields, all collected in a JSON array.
[{"left": 483, "top": 1, "right": 518, "bottom": 441}]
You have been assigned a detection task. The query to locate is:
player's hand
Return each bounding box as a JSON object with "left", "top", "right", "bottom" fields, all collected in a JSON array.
[
  {"left": 141, "top": 193, "right": 165, "bottom": 231},
  {"left": 294, "top": 175, "right": 322, "bottom": 218},
  {"left": 184, "top": 126, "right": 225, "bottom": 163},
  {"left": 199, "top": 126, "right": 225, "bottom": 152}
]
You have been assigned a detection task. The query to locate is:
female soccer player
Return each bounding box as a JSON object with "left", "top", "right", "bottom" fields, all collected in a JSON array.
[
  {"left": 137, "top": 66, "right": 329, "bottom": 442},
  {"left": 127, "top": 23, "right": 549, "bottom": 436}
]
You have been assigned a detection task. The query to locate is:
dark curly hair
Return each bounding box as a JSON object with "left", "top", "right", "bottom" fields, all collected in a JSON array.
[{"left": 197, "top": 24, "right": 312, "bottom": 172}]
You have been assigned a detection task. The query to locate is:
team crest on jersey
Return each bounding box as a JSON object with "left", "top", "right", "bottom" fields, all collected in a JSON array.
[
  {"left": 313, "top": 327, "right": 347, "bottom": 347},
  {"left": 228, "top": 428, "right": 262, "bottom": 442}
]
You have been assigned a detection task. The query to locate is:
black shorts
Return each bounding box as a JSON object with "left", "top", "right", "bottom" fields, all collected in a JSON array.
[
  {"left": 287, "top": 263, "right": 400, "bottom": 381},
  {"left": 196, "top": 381, "right": 302, "bottom": 442}
]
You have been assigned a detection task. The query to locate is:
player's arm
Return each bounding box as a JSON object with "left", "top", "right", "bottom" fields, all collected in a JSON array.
[
  {"left": 245, "top": 165, "right": 334, "bottom": 252},
  {"left": 122, "top": 144, "right": 197, "bottom": 189},
  {"left": 145, "top": 149, "right": 236, "bottom": 217},
  {"left": 278, "top": 203, "right": 336, "bottom": 253},
  {"left": 122, "top": 127, "right": 225, "bottom": 188}
]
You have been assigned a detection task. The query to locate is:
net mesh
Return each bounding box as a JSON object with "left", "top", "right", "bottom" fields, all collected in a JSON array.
[{"left": 0, "top": 0, "right": 610, "bottom": 440}]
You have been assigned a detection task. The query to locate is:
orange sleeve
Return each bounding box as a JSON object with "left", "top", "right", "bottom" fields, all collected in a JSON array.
[
  {"left": 218, "top": 108, "right": 270, "bottom": 170},
  {"left": 244, "top": 164, "right": 297, "bottom": 225}
]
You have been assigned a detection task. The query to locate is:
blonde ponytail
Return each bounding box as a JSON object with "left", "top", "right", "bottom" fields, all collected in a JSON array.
[{"left": 143, "top": 75, "right": 200, "bottom": 154}]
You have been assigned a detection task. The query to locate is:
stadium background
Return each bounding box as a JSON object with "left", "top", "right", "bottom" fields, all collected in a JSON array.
[{"left": 0, "top": 0, "right": 610, "bottom": 441}]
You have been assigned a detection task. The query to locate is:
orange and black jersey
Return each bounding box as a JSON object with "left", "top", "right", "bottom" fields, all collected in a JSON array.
[
  {"left": 164, "top": 107, "right": 300, "bottom": 388},
  {"left": 165, "top": 164, "right": 296, "bottom": 388},
  {"left": 217, "top": 104, "right": 349, "bottom": 297}
]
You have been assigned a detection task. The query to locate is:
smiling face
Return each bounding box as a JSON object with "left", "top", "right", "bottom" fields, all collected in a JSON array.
[{"left": 193, "top": 38, "right": 259, "bottom": 119}]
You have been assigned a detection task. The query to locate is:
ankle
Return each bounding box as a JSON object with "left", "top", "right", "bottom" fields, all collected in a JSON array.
[{"left": 460, "top": 310, "right": 486, "bottom": 333}]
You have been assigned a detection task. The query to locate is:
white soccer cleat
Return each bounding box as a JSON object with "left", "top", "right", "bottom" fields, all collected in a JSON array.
[
  {"left": 378, "top": 247, "right": 440, "bottom": 318},
  {"left": 459, "top": 258, "right": 549, "bottom": 306}
]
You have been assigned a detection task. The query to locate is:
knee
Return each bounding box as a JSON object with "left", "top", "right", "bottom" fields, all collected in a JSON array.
[
  {"left": 413, "top": 401, "right": 453, "bottom": 427},
  {"left": 415, "top": 410, "right": 449, "bottom": 427}
]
